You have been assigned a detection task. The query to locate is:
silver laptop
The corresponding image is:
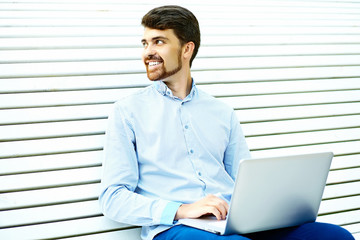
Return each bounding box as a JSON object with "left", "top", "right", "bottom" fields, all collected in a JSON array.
[{"left": 178, "top": 152, "right": 333, "bottom": 235}]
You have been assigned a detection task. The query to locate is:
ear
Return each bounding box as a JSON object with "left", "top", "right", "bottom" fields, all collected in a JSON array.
[{"left": 182, "top": 42, "right": 195, "bottom": 60}]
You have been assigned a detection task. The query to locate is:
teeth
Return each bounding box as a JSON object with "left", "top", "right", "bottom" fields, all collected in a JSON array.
[{"left": 149, "top": 62, "right": 161, "bottom": 66}]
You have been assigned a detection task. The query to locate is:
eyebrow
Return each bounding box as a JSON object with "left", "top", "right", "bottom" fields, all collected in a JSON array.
[{"left": 141, "top": 36, "right": 169, "bottom": 44}]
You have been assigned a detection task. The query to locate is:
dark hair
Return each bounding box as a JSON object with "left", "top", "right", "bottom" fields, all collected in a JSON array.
[{"left": 141, "top": 5, "right": 201, "bottom": 67}]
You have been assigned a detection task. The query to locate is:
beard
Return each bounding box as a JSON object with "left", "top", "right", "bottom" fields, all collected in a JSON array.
[{"left": 145, "top": 50, "right": 182, "bottom": 81}]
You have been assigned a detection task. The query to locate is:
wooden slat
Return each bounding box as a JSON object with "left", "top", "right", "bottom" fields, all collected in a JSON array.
[
  {"left": 0, "top": 0, "right": 359, "bottom": 14},
  {"left": 224, "top": 90, "right": 360, "bottom": 109},
  {"left": 60, "top": 228, "right": 142, "bottom": 240},
  {"left": 317, "top": 209, "right": 360, "bottom": 226},
  {"left": 2, "top": 114, "right": 359, "bottom": 143},
  {"left": 0, "top": 167, "right": 101, "bottom": 192},
  {"left": 1, "top": 35, "right": 360, "bottom": 50},
  {"left": 1, "top": 9, "right": 360, "bottom": 21},
  {"left": 0, "top": 200, "right": 101, "bottom": 228},
  {"left": 2, "top": 205, "right": 96, "bottom": 231},
  {"left": 0, "top": 119, "right": 107, "bottom": 141},
  {"left": 0, "top": 151, "right": 102, "bottom": 175},
  {"left": 192, "top": 66, "right": 360, "bottom": 84},
  {"left": 1, "top": 55, "right": 359, "bottom": 78},
  {"left": 330, "top": 154, "right": 360, "bottom": 169},
  {"left": 2, "top": 45, "right": 360, "bottom": 64},
  {"left": 327, "top": 168, "right": 360, "bottom": 185},
  {"left": 250, "top": 140, "right": 360, "bottom": 158},
  {"left": 0, "top": 216, "right": 136, "bottom": 240},
  {"left": 2, "top": 17, "right": 360, "bottom": 27},
  {"left": 1, "top": 101, "right": 359, "bottom": 126},
  {"left": 2, "top": 67, "right": 360, "bottom": 93},
  {"left": 237, "top": 102, "right": 360, "bottom": 123},
  {"left": 0, "top": 135, "right": 104, "bottom": 159},
  {"left": 246, "top": 128, "right": 360, "bottom": 150},
  {"left": 201, "top": 78, "right": 360, "bottom": 97},
  {"left": 0, "top": 183, "right": 99, "bottom": 210},
  {"left": 1, "top": 88, "right": 359, "bottom": 109},
  {"left": 323, "top": 181, "right": 360, "bottom": 199},
  {"left": 319, "top": 195, "right": 360, "bottom": 215},
  {"left": 344, "top": 224, "right": 360, "bottom": 238},
  {"left": 242, "top": 115, "right": 360, "bottom": 136},
  {"left": 0, "top": 88, "right": 139, "bottom": 109},
  {"left": 0, "top": 104, "right": 111, "bottom": 125},
  {"left": 2, "top": 26, "right": 360, "bottom": 38}
]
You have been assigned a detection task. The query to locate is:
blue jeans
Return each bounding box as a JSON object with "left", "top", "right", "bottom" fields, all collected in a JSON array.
[{"left": 154, "top": 222, "right": 355, "bottom": 240}]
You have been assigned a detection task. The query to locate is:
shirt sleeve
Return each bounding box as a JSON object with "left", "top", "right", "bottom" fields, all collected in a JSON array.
[
  {"left": 223, "top": 111, "right": 251, "bottom": 180},
  {"left": 98, "top": 102, "right": 181, "bottom": 226}
]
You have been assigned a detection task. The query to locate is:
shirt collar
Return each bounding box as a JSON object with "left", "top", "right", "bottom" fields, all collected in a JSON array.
[{"left": 153, "top": 79, "right": 197, "bottom": 102}]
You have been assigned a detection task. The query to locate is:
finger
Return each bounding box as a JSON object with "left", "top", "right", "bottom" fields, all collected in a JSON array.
[
  {"left": 208, "top": 197, "right": 229, "bottom": 220},
  {"left": 206, "top": 206, "right": 222, "bottom": 220}
]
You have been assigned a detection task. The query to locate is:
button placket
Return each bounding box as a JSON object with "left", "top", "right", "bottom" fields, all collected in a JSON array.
[{"left": 180, "top": 105, "right": 205, "bottom": 187}]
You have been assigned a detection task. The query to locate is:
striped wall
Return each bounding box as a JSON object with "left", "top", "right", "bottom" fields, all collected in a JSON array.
[{"left": 0, "top": 0, "right": 360, "bottom": 239}]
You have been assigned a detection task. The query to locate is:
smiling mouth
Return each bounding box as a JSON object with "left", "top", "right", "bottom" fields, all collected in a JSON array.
[{"left": 148, "top": 61, "right": 162, "bottom": 67}]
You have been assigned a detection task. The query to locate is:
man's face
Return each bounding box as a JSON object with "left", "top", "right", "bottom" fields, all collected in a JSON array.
[{"left": 141, "top": 28, "right": 183, "bottom": 81}]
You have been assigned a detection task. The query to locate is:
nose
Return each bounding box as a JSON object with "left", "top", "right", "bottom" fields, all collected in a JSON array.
[{"left": 143, "top": 44, "right": 155, "bottom": 59}]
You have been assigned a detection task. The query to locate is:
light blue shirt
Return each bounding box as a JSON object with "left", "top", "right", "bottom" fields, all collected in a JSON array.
[{"left": 99, "top": 80, "right": 251, "bottom": 240}]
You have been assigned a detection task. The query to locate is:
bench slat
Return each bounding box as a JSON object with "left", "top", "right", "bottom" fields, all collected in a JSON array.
[
  {"left": 1, "top": 0, "right": 359, "bottom": 10},
  {"left": 0, "top": 216, "right": 136, "bottom": 240},
  {"left": 242, "top": 115, "right": 360, "bottom": 137},
  {"left": 237, "top": 102, "right": 360, "bottom": 123},
  {"left": 0, "top": 167, "right": 101, "bottom": 192},
  {"left": 59, "top": 228, "right": 141, "bottom": 240},
  {"left": 3, "top": 16, "right": 360, "bottom": 27},
  {"left": 2, "top": 66, "right": 360, "bottom": 93},
  {"left": 3, "top": 26, "right": 360, "bottom": 38},
  {"left": 0, "top": 135, "right": 104, "bottom": 159},
  {"left": 2, "top": 176, "right": 359, "bottom": 212},
  {"left": 319, "top": 195, "right": 360, "bottom": 215},
  {"left": 0, "top": 183, "right": 99, "bottom": 210},
  {"left": 317, "top": 209, "right": 360, "bottom": 226},
  {"left": 0, "top": 200, "right": 101, "bottom": 228},
  {"left": 330, "top": 154, "right": 360, "bottom": 169},
  {"left": 323, "top": 181, "right": 360, "bottom": 200},
  {"left": 1, "top": 165, "right": 358, "bottom": 197},
  {"left": 0, "top": 119, "right": 107, "bottom": 141},
  {"left": 60, "top": 228, "right": 142, "bottom": 240},
  {"left": 1, "top": 88, "right": 359, "bottom": 109},
  {"left": 0, "top": 151, "right": 102, "bottom": 175},
  {"left": 251, "top": 140, "right": 360, "bottom": 158},
  {"left": 1, "top": 55, "right": 360, "bottom": 78},
  {"left": 0, "top": 104, "right": 111, "bottom": 125},
  {"left": 1, "top": 101, "right": 359, "bottom": 126},
  {"left": 246, "top": 128, "right": 360, "bottom": 150},
  {"left": 225, "top": 90, "right": 360, "bottom": 109},
  {"left": 2, "top": 35, "right": 360, "bottom": 50},
  {"left": 3, "top": 45, "right": 360, "bottom": 64},
  {"left": 2, "top": 114, "right": 360, "bottom": 142}
]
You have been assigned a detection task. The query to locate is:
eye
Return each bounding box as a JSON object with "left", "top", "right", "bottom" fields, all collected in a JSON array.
[
  {"left": 142, "top": 41, "right": 148, "bottom": 48},
  {"left": 156, "top": 40, "right": 164, "bottom": 45}
]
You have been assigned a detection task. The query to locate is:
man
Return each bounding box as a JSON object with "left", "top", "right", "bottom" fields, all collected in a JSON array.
[{"left": 99, "top": 5, "right": 354, "bottom": 240}]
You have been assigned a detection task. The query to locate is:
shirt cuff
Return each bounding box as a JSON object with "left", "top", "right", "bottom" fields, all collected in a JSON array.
[{"left": 160, "top": 201, "right": 182, "bottom": 225}]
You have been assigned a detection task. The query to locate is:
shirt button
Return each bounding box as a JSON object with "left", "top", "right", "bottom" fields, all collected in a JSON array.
[
  {"left": 198, "top": 172, "right": 202, "bottom": 176},
  {"left": 190, "top": 149, "right": 194, "bottom": 154},
  {"left": 185, "top": 125, "right": 189, "bottom": 129}
]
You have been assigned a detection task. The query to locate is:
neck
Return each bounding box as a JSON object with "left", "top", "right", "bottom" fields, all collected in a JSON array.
[{"left": 163, "top": 68, "right": 192, "bottom": 100}]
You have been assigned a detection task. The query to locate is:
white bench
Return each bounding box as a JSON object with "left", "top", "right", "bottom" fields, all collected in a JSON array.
[{"left": 1, "top": 0, "right": 360, "bottom": 239}]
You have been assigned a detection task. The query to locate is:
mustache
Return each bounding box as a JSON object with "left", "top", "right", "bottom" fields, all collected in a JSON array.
[{"left": 145, "top": 54, "right": 163, "bottom": 61}]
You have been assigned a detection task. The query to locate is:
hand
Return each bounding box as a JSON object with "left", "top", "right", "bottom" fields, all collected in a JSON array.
[{"left": 174, "top": 194, "right": 229, "bottom": 221}]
